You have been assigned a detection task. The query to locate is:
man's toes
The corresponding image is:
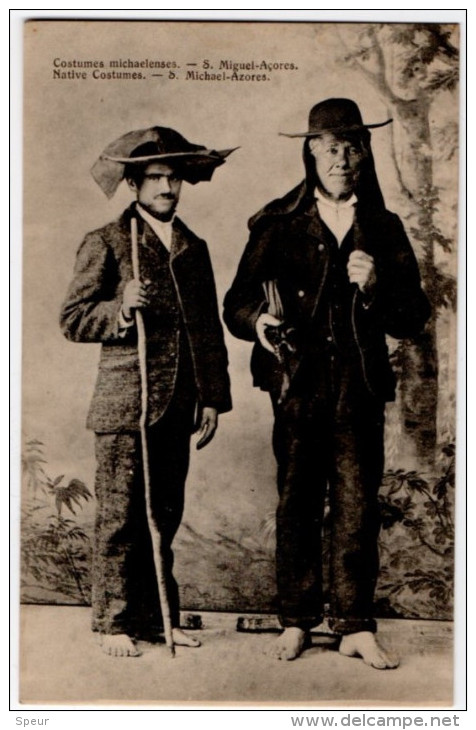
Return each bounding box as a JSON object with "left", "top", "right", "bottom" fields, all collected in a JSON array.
[
  {"left": 171, "top": 628, "right": 201, "bottom": 647},
  {"left": 266, "top": 638, "right": 284, "bottom": 659},
  {"left": 265, "top": 640, "right": 282, "bottom": 659},
  {"left": 367, "top": 646, "right": 399, "bottom": 670},
  {"left": 276, "top": 644, "right": 292, "bottom": 661},
  {"left": 271, "top": 628, "right": 308, "bottom": 661},
  {"left": 369, "top": 655, "right": 397, "bottom": 670},
  {"left": 126, "top": 644, "right": 141, "bottom": 657},
  {"left": 100, "top": 634, "right": 141, "bottom": 657},
  {"left": 275, "top": 644, "right": 289, "bottom": 661},
  {"left": 367, "top": 652, "right": 387, "bottom": 670},
  {"left": 379, "top": 652, "right": 399, "bottom": 669},
  {"left": 283, "top": 647, "right": 298, "bottom": 661},
  {"left": 339, "top": 633, "right": 399, "bottom": 670}
]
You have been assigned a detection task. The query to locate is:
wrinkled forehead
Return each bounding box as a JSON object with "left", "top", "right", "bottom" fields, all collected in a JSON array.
[{"left": 309, "top": 131, "right": 364, "bottom": 152}]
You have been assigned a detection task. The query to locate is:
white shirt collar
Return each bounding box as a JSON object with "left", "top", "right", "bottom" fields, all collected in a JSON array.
[
  {"left": 314, "top": 189, "right": 357, "bottom": 246},
  {"left": 137, "top": 204, "right": 174, "bottom": 251},
  {"left": 314, "top": 188, "right": 357, "bottom": 210}
]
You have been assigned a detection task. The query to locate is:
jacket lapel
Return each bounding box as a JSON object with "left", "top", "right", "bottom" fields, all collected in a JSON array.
[
  {"left": 170, "top": 219, "right": 190, "bottom": 261},
  {"left": 299, "top": 204, "right": 332, "bottom": 319},
  {"left": 139, "top": 219, "right": 171, "bottom": 258},
  {"left": 305, "top": 202, "right": 327, "bottom": 242}
]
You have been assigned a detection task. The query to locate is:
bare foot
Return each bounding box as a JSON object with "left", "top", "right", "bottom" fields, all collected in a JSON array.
[
  {"left": 339, "top": 631, "right": 399, "bottom": 669},
  {"left": 268, "top": 627, "right": 309, "bottom": 660},
  {"left": 171, "top": 628, "right": 201, "bottom": 647},
  {"left": 100, "top": 633, "right": 141, "bottom": 657}
]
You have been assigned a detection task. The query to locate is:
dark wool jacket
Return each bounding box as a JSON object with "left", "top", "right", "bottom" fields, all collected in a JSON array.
[
  {"left": 223, "top": 181, "right": 431, "bottom": 403},
  {"left": 60, "top": 204, "right": 232, "bottom": 432}
]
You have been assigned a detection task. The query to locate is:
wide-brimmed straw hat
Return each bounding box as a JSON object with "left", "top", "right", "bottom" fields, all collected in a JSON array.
[
  {"left": 91, "top": 126, "right": 237, "bottom": 198},
  {"left": 280, "top": 98, "right": 392, "bottom": 138}
]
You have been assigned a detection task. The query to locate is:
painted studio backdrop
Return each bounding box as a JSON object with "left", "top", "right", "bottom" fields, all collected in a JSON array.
[{"left": 21, "top": 21, "right": 458, "bottom": 621}]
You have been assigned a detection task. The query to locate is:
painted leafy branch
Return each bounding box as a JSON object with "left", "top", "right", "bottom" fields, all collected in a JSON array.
[
  {"left": 21, "top": 439, "right": 93, "bottom": 604},
  {"left": 377, "top": 442, "right": 455, "bottom": 618},
  {"left": 21, "top": 439, "right": 48, "bottom": 495}
]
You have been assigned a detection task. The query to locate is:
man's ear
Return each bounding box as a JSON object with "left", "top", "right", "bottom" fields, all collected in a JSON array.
[{"left": 126, "top": 177, "right": 138, "bottom": 194}]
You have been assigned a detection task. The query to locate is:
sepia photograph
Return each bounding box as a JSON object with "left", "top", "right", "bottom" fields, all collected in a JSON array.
[{"left": 16, "top": 12, "right": 464, "bottom": 711}]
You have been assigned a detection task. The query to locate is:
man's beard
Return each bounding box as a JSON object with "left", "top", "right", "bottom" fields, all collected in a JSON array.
[{"left": 142, "top": 197, "right": 178, "bottom": 222}]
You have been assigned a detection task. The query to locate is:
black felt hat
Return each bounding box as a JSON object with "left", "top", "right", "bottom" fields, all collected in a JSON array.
[{"left": 280, "top": 98, "right": 392, "bottom": 138}]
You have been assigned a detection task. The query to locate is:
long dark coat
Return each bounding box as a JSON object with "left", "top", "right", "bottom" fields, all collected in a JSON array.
[
  {"left": 223, "top": 181, "right": 430, "bottom": 403},
  {"left": 60, "top": 204, "right": 232, "bottom": 432}
]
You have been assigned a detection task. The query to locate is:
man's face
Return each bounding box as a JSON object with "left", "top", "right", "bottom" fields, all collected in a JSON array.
[
  {"left": 128, "top": 162, "right": 182, "bottom": 220},
  {"left": 309, "top": 133, "right": 365, "bottom": 201}
]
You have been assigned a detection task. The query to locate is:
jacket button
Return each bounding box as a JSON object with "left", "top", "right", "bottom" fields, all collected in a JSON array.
[
  {"left": 318, "top": 244, "right": 325, "bottom": 251},
  {"left": 298, "top": 290, "right": 305, "bottom": 298},
  {"left": 326, "top": 336, "right": 333, "bottom": 343}
]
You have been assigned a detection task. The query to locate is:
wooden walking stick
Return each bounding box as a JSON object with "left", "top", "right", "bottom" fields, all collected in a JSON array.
[{"left": 130, "top": 215, "right": 175, "bottom": 657}]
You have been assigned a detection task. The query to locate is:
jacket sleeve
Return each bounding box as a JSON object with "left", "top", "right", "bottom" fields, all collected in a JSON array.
[
  {"left": 59, "top": 231, "right": 125, "bottom": 343},
  {"left": 196, "top": 242, "right": 232, "bottom": 414},
  {"left": 174, "top": 237, "right": 232, "bottom": 414},
  {"left": 367, "top": 213, "right": 431, "bottom": 340},
  {"left": 223, "top": 219, "right": 276, "bottom": 342}
]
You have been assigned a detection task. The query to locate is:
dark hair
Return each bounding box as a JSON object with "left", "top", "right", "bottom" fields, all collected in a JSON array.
[
  {"left": 123, "top": 142, "right": 156, "bottom": 186},
  {"left": 124, "top": 141, "right": 185, "bottom": 188},
  {"left": 124, "top": 163, "right": 145, "bottom": 187}
]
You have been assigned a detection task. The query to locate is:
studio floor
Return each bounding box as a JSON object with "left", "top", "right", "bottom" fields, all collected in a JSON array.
[{"left": 19, "top": 606, "right": 454, "bottom": 707}]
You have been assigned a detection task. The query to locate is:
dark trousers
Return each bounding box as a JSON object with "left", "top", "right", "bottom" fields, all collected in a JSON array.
[
  {"left": 272, "top": 354, "right": 384, "bottom": 634},
  {"left": 91, "top": 376, "right": 195, "bottom": 637}
]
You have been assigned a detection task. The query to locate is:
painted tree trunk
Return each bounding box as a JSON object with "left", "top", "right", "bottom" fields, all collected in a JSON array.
[
  {"left": 390, "top": 98, "right": 439, "bottom": 463},
  {"left": 335, "top": 23, "right": 458, "bottom": 464}
]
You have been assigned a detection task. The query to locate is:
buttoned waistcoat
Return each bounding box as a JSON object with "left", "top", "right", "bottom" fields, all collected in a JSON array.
[{"left": 61, "top": 204, "right": 232, "bottom": 432}]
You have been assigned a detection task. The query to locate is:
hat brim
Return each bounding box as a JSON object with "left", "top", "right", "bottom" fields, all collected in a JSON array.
[
  {"left": 102, "top": 149, "right": 237, "bottom": 164},
  {"left": 279, "top": 119, "right": 392, "bottom": 138}
]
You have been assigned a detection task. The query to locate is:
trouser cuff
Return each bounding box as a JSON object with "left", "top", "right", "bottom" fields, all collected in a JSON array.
[
  {"left": 91, "top": 619, "right": 132, "bottom": 636},
  {"left": 279, "top": 614, "right": 323, "bottom": 631},
  {"left": 328, "top": 617, "right": 377, "bottom": 635}
]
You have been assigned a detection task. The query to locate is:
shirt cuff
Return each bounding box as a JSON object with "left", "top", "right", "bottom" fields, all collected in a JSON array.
[{"left": 118, "top": 308, "right": 135, "bottom": 332}]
